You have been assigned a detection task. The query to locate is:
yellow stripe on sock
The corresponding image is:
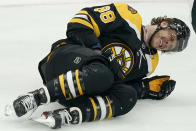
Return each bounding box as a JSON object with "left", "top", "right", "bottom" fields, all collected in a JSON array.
[
  {"left": 69, "top": 93, "right": 72, "bottom": 99},
  {"left": 75, "top": 69, "right": 84, "bottom": 95},
  {"left": 105, "top": 96, "right": 112, "bottom": 119},
  {"left": 89, "top": 97, "right": 97, "bottom": 120},
  {"left": 59, "top": 74, "right": 66, "bottom": 98}
]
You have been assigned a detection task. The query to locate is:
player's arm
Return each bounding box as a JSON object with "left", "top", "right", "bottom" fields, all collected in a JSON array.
[
  {"left": 128, "top": 75, "right": 176, "bottom": 100},
  {"left": 66, "top": 8, "right": 101, "bottom": 50}
]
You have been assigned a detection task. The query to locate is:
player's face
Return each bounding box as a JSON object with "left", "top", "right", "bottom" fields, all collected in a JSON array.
[{"left": 151, "top": 28, "right": 178, "bottom": 51}]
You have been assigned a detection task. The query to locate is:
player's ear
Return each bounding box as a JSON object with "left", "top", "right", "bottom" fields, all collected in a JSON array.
[{"left": 160, "top": 21, "right": 168, "bottom": 27}]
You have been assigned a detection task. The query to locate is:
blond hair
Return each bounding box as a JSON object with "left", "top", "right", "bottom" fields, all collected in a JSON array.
[{"left": 151, "top": 16, "right": 173, "bottom": 25}]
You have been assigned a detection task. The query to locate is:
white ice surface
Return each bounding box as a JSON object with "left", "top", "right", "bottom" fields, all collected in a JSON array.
[{"left": 0, "top": 0, "right": 196, "bottom": 131}]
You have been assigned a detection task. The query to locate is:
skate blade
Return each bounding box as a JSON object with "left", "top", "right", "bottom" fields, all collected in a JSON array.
[
  {"left": 4, "top": 104, "right": 35, "bottom": 120},
  {"left": 4, "top": 104, "right": 17, "bottom": 117},
  {"left": 32, "top": 114, "right": 56, "bottom": 128}
]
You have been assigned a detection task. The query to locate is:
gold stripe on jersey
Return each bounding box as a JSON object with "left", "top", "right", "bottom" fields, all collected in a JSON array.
[
  {"left": 150, "top": 52, "right": 159, "bottom": 75},
  {"left": 105, "top": 96, "right": 113, "bottom": 119},
  {"left": 77, "top": 10, "right": 100, "bottom": 37},
  {"left": 89, "top": 97, "right": 97, "bottom": 120},
  {"left": 59, "top": 74, "right": 66, "bottom": 98},
  {"left": 69, "top": 18, "right": 94, "bottom": 30},
  {"left": 114, "top": 3, "right": 142, "bottom": 39},
  {"left": 146, "top": 52, "right": 159, "bottom": 76},
  {"left": 75, "top": 69, "right": 84, "bottom": 95}
]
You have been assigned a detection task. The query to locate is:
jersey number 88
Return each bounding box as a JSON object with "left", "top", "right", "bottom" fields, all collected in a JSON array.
[{"left": 94, "top": 6, "right": 116, "bottom": 23}]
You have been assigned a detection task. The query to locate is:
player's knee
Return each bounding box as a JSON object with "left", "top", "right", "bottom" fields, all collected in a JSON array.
[
  {"left": 117, "top": 85, "right": 137, "bottom": 116},
  {"left": 82, "top": 62, "right": 114, "bottom": 95}
]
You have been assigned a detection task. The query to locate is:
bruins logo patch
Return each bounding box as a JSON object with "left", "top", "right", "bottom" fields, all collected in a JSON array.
[
  {"left": 102, "top": 43, "right": 134, "bottom": 76},
  {"left": 128, "top": 6, "right": 137, "bottom": 14}
]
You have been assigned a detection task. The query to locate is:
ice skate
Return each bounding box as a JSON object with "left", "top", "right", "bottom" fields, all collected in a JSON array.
[
  {"left": 5, "top": 87, "right": 50, "bottom": 118},
  {"left": 33, "top": 107, "right": 82, "bottom": 129}
]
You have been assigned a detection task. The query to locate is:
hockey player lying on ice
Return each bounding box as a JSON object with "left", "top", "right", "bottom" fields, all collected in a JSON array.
[{"left": 5, "top": 3, "right": 190, "bottom": 129}]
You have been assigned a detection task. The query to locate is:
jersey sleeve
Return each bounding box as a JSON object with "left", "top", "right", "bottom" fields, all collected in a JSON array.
[
  {"left": 66, "top": 8, "right": 101, "bottom": 49},
  {"left": 66, "top": 3, "right": 142, "bottom": 50}
]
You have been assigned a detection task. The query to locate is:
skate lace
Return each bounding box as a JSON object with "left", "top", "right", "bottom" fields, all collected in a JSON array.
[
  {"left": 61, "top": 109, "right": 72, "bottom": 125},
  {"left": 20, "top": 95, "right": 36, "bottom": 112}
]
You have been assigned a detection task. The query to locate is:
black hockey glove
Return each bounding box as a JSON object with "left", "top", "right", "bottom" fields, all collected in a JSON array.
[
  {"left": 101, "top": 48, "right": 125, "bottom": 80},
  {"left": 139, "top": 75, "right": 176, "bottom": 100}
]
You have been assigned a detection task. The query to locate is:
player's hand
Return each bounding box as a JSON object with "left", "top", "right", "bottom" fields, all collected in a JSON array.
[
  {"left": 159, "top": 80, "right": 176, "bottom": 99},
  {"left": 141, "top": 75, "right": 176, "bottom": 100}
]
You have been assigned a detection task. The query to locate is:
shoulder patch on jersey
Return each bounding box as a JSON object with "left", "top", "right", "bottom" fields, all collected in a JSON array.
[
  {"left": 128, "top": 6, "right": 137, "bottom": 14},
  {"left": 102, "top": 43, "right": 134, "bottom": 76}
]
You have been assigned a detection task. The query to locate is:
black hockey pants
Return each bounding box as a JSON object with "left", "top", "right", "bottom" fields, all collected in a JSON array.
[{"left": 39, "top": 43, "right": 137, "bottom": 122}]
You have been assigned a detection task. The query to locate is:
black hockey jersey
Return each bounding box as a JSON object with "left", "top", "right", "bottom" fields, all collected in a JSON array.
[{"left": 66, "top": 3, "right": 159, "bottom": 81}]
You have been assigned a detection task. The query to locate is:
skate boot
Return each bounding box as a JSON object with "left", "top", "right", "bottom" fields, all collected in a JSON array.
[
  {"left": 33, "top": 107, "right": 82, "bottom": 129},
  {"left": 5, "top": 87, "right": 50, "bottom": 118}
]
